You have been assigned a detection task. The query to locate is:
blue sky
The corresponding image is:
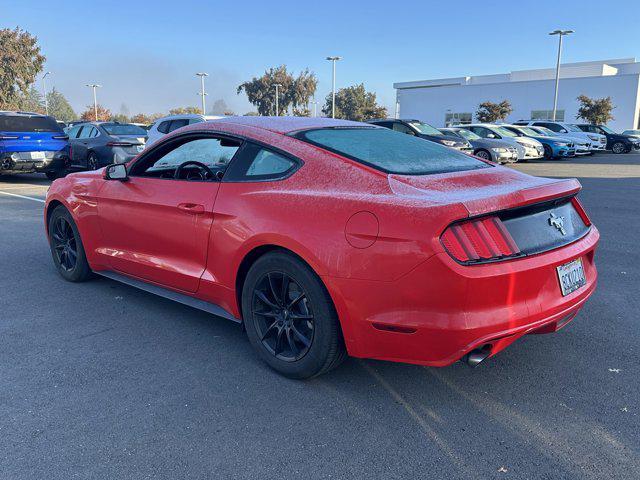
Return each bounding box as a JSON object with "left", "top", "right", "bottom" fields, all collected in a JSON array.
[{"left": 3, "top": 0, "right": 639, "bottom": 117}]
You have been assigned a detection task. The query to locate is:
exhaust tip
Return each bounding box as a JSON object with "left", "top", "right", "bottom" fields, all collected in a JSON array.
[{"left": 462, "top": 345, "right": 492, "bottom": 368}]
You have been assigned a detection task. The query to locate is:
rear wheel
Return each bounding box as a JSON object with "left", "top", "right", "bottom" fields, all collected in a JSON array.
[
  {"left": 242, "top": 251, "right": 346, "bottom": 379},
  {"left": 87, "top": 152, "right": 99, "bottom": 170},
  {"left": 48, "top": 206, "right": 92, "bottom": 282},
  {"left": 475, "top": 149, "right": 492, "bottom": 161},
  {"left": 543, "top": 144, "right": 554, "bottom": 160}
]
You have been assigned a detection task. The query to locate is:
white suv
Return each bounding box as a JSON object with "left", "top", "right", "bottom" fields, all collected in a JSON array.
[
  {"left": 514, "top": 121, "right": 607, "bottom": 152},
  {"left": 145, "top": 114, "right": 222, "bottom": 148}
]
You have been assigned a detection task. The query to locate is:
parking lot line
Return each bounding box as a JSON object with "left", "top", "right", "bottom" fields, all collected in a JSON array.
[{"left": 0, "top": 191, "right": 45, "bottom": 203}]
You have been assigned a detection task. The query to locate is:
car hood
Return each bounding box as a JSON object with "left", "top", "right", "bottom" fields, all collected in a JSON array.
[
  {"left": 515, "top": 137, "right": 543, "bottom": 147},
  {"left": 387, "top": 166, "right": 581, "bottom": 217}
]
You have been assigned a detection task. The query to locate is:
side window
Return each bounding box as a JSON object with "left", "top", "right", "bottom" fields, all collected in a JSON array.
[
  {"left": 473, "top": 127, "right": 490, "bottom": 138},
  {"left": 78, "top": 126, "right": 92, "bottom": 139},
  {"left": 132, "top": 136, "right": 241, "bottom": 180},
  {"left": 375, "top": 121, "right": 394, "bottom": 129},
  {"left": 224, "top": 143, "right": 299, "bottom": 181},
  {"left": 537, "top": 122, "right": 561, "bottom": 132},
  {"left": 157, "top": 121, "right": 170, "bottom": 134},
  {"left": 168, "top": 119, "right": 189, "bottom": 132},
  {"left": 189, "top": 118, "right": 204, "bottom": 125},
  {"left": 392, "top": 122, "right": 415, "bottom": 135},
  {"left": 67, "top": 125, "right": 81, "bottom": 138},
  {"left": 90, "top": 127, "right": 100, "bottom": 138}
]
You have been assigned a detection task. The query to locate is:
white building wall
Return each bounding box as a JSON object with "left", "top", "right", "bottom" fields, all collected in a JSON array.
[{"left": 397, "top": 73, "right": 640, "bottom": 131}]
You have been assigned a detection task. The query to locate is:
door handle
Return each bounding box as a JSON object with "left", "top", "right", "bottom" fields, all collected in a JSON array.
[{"left": 177, "top": 203, "right": 205, "bottom": 214}]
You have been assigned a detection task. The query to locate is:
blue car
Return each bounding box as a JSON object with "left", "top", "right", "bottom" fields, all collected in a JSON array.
[
  {"left": 0, "top": 111, "right": 70, "bottom": 179},
  {"left": 502, "top": 124, "right": 576, "bottom": 159}
]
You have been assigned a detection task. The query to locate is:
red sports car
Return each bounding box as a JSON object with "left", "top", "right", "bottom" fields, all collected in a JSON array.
[{"left": 45, "top": 117, "right": 599, "bottom": 378}]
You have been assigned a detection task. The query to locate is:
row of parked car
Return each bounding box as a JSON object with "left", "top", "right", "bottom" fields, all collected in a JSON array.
[
  {"left": 367, "top": 118, "right": 640, "bottom": 163},
  {"left": 1, "top": 110, "right": 639, "bottom": 179}
]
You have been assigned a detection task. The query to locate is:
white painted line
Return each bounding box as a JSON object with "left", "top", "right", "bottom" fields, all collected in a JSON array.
[{"left": 0, "top": 191, "right": 45, "bottom": 203}]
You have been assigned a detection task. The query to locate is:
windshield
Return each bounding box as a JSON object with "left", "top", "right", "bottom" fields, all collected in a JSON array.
[
  {"left": 102, "top": 123, "right": 148, "bottom": 136},
  {"left": 494, "top": 126, "right": 518, "bottom": 137},
  {"left": 534, "top": 127, "right": 554, "bottom": 136},
  {"left": 456, "top": 129, "right": 480, "bottom": 141},
  {"left": 407, "top": 121, "right": 443, "bottom": 136},
  {"left": 565, "top": 124, "right": 582, "bottom": 132},
  {"left": 0, "top": 115, "right": 62, "bottom": 133},
  {"left": 599, "top": 125, "right": 616, "bottom": 134},
  {"left": 518, "top": 127, "right": 540, "bottom": 136},
  {"left": 297, "top": 127, "right": 489, "bottom": 175}
]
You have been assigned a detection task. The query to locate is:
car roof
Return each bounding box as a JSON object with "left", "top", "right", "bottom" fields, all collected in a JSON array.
[
  {"left": 208, "top": 116, "right": 370, "bottom": 134},
  {"left": 0, "top": 110, "right": 48, "bottom": 117},
  {"left": 153, "top": 114, "right": 222, "bottom": 122}
]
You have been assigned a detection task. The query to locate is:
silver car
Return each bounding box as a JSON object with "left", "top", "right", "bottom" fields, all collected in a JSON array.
[{"left": 440, "top": 127, "right": 518, "bottom": 163}]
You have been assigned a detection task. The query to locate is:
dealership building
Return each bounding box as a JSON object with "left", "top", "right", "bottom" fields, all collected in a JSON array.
[{"left": 394, "top": 58, "right": 640, "bottom": 132}]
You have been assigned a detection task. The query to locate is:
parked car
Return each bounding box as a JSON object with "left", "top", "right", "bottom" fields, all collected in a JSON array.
[
  {"left": 45, "top": 116, "right": 599, "bottom": 378},
  {"left": 622, "top": 129, "right": 640, "bottom": 139},
  {"left": 458, "top": 124, "right": 544, "bottom": 161},
  {"left": 500, "top": 124, "right": 576, "bottom": 160},
  {"left": 0, "top": 111, "right": 70, "bottom": 179},
  {"left": 66, "top": 122, "right": 148, "bottom": 170},
  {"left": 439, "top": 127, "right": 518, "bottom": 163},
  {"left": 526, "top": 126, "right": 591, "bottom": 156},
  {"left": 575, "top": 124, "right": 640, "bottom": 154},
  {"left": 146, "top": 114, "right": 222, "bottom": 148},
  {"left": 514, "top": 120, "right": 607, "bottom": 152},
  {"left": 367, "top": 119, "right": 473, "bottom": 152}
]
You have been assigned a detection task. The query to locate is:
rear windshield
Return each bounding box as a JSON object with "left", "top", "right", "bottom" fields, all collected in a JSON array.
[
  {"left": 296, "top": 127, "right": 490, "bottom": 175},
  {"left": 101, "top": 123, "right": 148, "bottom": 136},
  {"left": 0, "top": 115, "right": 62, "bottom": 133}
]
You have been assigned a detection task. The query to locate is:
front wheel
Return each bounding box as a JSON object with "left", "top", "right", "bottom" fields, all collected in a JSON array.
[
  {"left": 543, "top": 144, "right": 554, "bottom": 160},
  {"left": 87, "top": 152, "right": 99, "bottom": 170},
  {"left": 242, "top": 251, "right": 346, "bottom": 379},
  {"left": 48, "top": 206, "right": 92, "bottom": 282},
  {"left": 474, "top": 149, "right": 492, "bottom": 161}
]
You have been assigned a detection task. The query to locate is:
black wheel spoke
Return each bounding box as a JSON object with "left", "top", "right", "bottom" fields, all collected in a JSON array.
[
  {"left": 291, "top": 325, "right": 311, "bottom": 348},
  {"left": 273, "top": 328, "right": 284, "bottom": 356},
  {"left": 267, "top": 273, "right": 280, "bottom": 306},
  {"left": 290, "top": 313, "right": 313, "bottom": 320},
  {"left": 255, "top": 290, "right": 278, "bottom": 309},
  {"left": 261, "top": 320, "right": 279, "bottom": 341},
  {"left": 254, "top": 310, "right": 279, "bottom": 318},
  {"left": 287, "top": 292, "right": 305, "bottom": 309},
  {"left": 280, "top": 274, "right": 290, "bottom": 306},
  {"left": 285, "top": 328, "right": 299, "bottom": 356}
]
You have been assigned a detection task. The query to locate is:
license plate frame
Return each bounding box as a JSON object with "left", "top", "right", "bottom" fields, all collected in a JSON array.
[
  {"left": 29, "top": 151, "right": 46, "bottom": 160},
  {"left": 556, "top": 258, "right": 586, "bottom": 296}
]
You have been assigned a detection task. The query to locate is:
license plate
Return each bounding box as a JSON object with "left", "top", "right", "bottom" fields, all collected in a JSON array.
[
  {"left": 136, "top": 145, "right": 144, "bottom": 153},
  {"left": 556, "top": 259, "right": 586, "bottom": 296},
  {"left": 30, "top": 151, "right": 46, "bottom": 160}
]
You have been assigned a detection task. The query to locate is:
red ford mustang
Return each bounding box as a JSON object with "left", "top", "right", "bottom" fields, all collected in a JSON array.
[{"left": 45, "top": 117, "right": 599, "bottom": 378}]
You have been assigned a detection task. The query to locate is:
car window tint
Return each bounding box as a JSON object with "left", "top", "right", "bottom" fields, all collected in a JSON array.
[
  {"left": 0, "top": 115, "right": 62, "bottom": 132},
  {"left": 168, "top": 119, "right": 189, "bottom": 132},
  {"left": 188, "top": 118, "right": 204, "bottom": 124},
  {"left": 157, "top": 121, "right": 170, "bottom": 134},
  {"left": 392, "top": 123, "right": 414, "bottom": 135},
  {"left": 298, "top": 127, "right": 489, "bottom": 175},
  {"left": 67, "top": 126, "right": 81, "bottom": 138},
  {"left": 245, "top": 149, "right": 294, "bottom": 176},
  {"left": 144, "top": 138, "right": 240, "bottom": 174},
  {"left": 78, "top": 126, "right": 91, "bottom": 139},
  {"left": 90, "top": 127, "right": 99, "bottom": 138}
]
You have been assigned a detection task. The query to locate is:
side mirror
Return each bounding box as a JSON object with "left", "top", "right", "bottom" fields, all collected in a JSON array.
[
  {"left": 104, "top": 163, "right": 128, "bottom": 181},
  {"left": 487, "top": 133, "right": 497, "bottom": 139},
  {"left": 560, "top": 129, "right": 567, "bottom": 133}
]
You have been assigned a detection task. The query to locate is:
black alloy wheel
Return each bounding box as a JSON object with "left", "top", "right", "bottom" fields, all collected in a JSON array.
[
  {"left": 88, "top": 152, "right": 99, "bottom": 170},
  {"left": 611, "top": 141, "right": 627, "bottom": 154},
  {"left": 51, "top": 216, "right": 78, "bottom": 272},
  {"left": 252, "top": 271, "right": 314, "bottom": 362}
]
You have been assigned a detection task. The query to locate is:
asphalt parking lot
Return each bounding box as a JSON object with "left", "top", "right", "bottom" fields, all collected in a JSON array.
[{"left": 1, "top": 153, "right": 639, "bottom": 480}]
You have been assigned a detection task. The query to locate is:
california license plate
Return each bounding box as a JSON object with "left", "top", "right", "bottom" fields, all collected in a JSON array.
[
  {"left": 30, "top": 151, "right": 46, "bottom": 160},
  {"left": 556, "top": 259, "right": 586, "bottom": 296}
]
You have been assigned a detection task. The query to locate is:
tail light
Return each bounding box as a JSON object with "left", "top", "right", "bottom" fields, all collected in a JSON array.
[
  {"left": 0, "top": 135, "right": 19, "bottom": 140},
  {"left": 106, "top": 141, "right": 134, "bottom": 147},
  {"left": 52, "top": 134, "right": 69, "bottom": 140},
  {"left": 441, "top": 216, "right": 520, "bottom": 263},
  {"left": 571, "top": 197, "right": 591, "bottom": 226}
]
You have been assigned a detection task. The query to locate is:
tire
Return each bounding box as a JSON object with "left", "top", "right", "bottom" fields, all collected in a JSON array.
[
  {"left": 612, "top": 142, "right": 627, "bottom": 154},
  {"left": 87, "top": 152, "right": 99, "bottom": 170},
  {"left": 242, "top": 251, "right": 346, "bottom": 379},
  {"left": 475, "top": 149, "right": 492, "bottom": 161},
  {"left": 45, "top": 169, "right": 65, "bottom": 180},
  {"left": 48, "top": 206, "right": 92, "bottom": 282},
  {"left": 543, "top": 144, "right": 554, "bottom": 160}
]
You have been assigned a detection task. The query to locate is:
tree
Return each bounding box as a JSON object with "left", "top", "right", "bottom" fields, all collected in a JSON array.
[
  {"left": 209, "top": 99, "right": 228, "bottom": 115},
  {"left": 79, "top": 104, "right": 111, "bottom": 121},
  {"left": 111, "top": 113, "right": 130, "bottom": 123},
  {"left": 18, "top": 85, "right": 45, "bottom": 113},
  {"left": 321, "top": 84, "right": 387, "bottom": 121},
  {"left": 46, "top": 88, "right": 75, "bottom": 121},
  {"left": 169, "top": 106, "right": 201, "bottom": 115},
  {"left": 576, "top": 95, "right": 615, "bottom": 124},
  {"left": 0, "top": 28, "right": 46, "bottom": 110},
  {"left": 237, "top": 65, "right": 317, "bottom": 116},
  {"left": 131, "top": 113, "right": 152, "bottom": 124},
  {"left": 475, "top": 100, "right": 512, "bottom": 123}
]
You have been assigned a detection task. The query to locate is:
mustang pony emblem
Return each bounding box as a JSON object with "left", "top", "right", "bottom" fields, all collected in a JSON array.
[{"left": 548, "top": 213, "right": 566, "bottom": 235}]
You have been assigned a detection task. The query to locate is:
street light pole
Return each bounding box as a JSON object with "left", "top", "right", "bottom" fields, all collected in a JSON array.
[
  {"left": 274, "top": 83, "right": 282, "bottom": 116},
  {"left": 42, "top": 72, "right": 51, "bottom": 116},
  {"left": 549, "top": 29, "right": 574, "bottom": 121},
  {"left": 85, "top": 84, "right": 102, "bottom": 121},
  {"left": 310, "top": 100, "right": 318, "bottom": 117},
  {"left": 196, "top": 73, "right": 209, "bottom": 114},
  {"left": 326, "top": 56, "right": 342, "bottom": 118}
]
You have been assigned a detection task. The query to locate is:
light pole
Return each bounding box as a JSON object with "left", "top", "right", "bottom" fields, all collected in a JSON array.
[
  {"left": 85, "top": 84, "right": 102, "bottom": 121},
  {"left": 310, "top": 99, "right": 318, "bottom": 117},
  {"left": 326, "top": 56, "right": 342, "bottom": 118},
  {"left": 196, "top": 72, "right": 209, "bottom": 114},
  {"left": 274, "top": 83, "right": 282, "bottom": 116},
  {"left": 549, "top": 29, "right": 574, "bottom": 121},
  {"left": 42, "top": 71, "right": 52, "bottom": 116}
]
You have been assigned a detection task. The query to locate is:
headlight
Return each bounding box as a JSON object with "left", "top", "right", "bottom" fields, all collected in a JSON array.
[
  {"left": 588, "top": 135, "right": 599, "bottom": 141},
  {"left": 491, "top": 147, "right": 507, "bottom": 153},
  {"left": 441, "top": 140, "right": 456, "bottom": 146},
  {"left": 553, "top": 142, "right": 569, "bottom": 146}
]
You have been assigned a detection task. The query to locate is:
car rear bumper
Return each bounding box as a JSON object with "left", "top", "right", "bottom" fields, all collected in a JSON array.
[
  {"left": 326, "top": 226, "right": 599, "bottom": 367},
  {"left": 1, "top": 150, "right": 68, "bottom": 174}
]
